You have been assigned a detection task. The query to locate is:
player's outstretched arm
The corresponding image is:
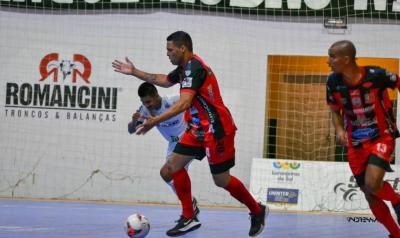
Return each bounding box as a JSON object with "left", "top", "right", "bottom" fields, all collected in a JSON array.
[{"left": 112, "top": 57, "right": 174, "bottom": 88}]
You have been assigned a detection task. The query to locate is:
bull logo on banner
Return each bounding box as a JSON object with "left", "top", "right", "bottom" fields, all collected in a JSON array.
[{"left": 39, "top": 53, "right": 91, "bottom": 83}]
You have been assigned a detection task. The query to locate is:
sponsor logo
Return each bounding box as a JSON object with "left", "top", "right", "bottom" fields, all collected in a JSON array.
[
  {"left": 5, "top": 0, "right": 399, "bottom": 14},
  {"left": 334, "top": 176, "right": 400, "bottom": 202},
  {"left": 271, "top": 161, "right": 301, "bottom": 183},
  {"left": 196, "top": 96, "right": 215, "bottom": 124},
  {"left": 334, "top": 182, "right": 359, "bottom": 201},
  {"left": 39, "top": 53, "right": 91, "bottom": 83},
  {"left": 346, "top": 217, "right": 377, "bottom": 223},
  {"left": 377, "top": 143, "right": 387, "bottom": 153},
  {"left": 362, "top": 82, "right": 373, "bottom": 89},
  {"left": 207, "top": 85, "right": 215, "bottom": 101},
  {"left": 351, "top": 127, "right": 378, "bottom": 140},
  {"left": 386, "top": 70, "right": 398, "bottom": 82},
  {"left": 4, "top": 53, "right": 118, "bottom": 122},
  {"left": 353, "top": 105, "right": 374, "bottom": 114},
  {"left": 351, "top": 97, "right": 361, "bottom": 107},
  {"left": 267, "top": 188, "right": 299, "bottom": 204},
  {"left": 350, "top": 89, "right": 360, "bottom": 96},
  {"left": 182, "top": 77, "right": 192, "bottom": 88},
  {"left": 351, "top": 118, "right": 376, "bottom": 127},
  {"left": 272, "top": 161, "right": 301, "bottom": 170},
  {"left": 158, "top": 119, "right": 179, "bottom": 127}
]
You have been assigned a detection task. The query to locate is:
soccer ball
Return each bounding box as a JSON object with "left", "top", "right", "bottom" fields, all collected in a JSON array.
[{"left": 124, "top": 213, "right": 150, "bottom": 238}]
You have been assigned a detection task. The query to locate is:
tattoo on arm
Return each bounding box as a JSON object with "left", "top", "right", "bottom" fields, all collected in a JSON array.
[{"left": 144, "top": 73, "right": 157, "bottom": 84}]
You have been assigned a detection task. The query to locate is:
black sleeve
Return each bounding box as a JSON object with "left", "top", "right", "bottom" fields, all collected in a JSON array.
[
  {"left": 181, "top": 60, "right": 206, "bottom": 91},
  {"left": 378, "top": 67, "right": 400, "bottom": 89},
  {"left": 326, "top": 74, "right": 338, "bottom": 107},
  {"left": 167, "top": 67, "right": 180, "bottom": 84}
]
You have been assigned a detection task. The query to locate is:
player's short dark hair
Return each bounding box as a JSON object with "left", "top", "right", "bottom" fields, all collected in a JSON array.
[
  {"left": 331, "top": 40, "right": 357, "bottom": 60},
  {"left": 167, "top": 31, "right": 193, "bottom": 52},
  {"left": 138, "top": 82, "right": 158, "bottom": 98}
]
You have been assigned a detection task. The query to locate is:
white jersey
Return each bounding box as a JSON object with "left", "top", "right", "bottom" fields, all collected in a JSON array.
[{"left": 138, "top": 95, "right": 186, "bottom": 143}]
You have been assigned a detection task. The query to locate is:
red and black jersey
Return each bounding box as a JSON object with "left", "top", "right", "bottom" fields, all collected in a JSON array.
[
  {"left": 167, "top": 54, "right": 236, "bottom": 141},
  {"left": 326, "top": 66, "right": 400, "bottom": 149}
]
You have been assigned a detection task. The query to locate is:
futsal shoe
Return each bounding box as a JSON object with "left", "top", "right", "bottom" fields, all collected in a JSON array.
[
  {"left": 174, "top": 199, "right": 199, "bottom": 223},
  {"left": 249, "top": 203, "right": 269, "bottom": 237},
  {"left": 166, "top": 215, "right": 201, "bottom": 237},
  {"left": 192, "top": 197, "right": 200, "bottom": 216},
  {"left": 393, "top": 202, "right": 400, "bottom": 225}
]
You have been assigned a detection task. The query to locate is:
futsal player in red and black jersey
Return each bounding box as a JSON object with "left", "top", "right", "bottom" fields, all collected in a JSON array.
[
  {"left": 326, "top": 40, "right": 400, "bottom": 238},
  {"left": 112, "top": 31, "right": 267, "bottom": 237}
]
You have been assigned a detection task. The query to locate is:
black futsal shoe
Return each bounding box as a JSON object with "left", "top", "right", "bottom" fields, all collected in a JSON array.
[
  {"left": 249, "top": 203, "right": 269, "bottom": 237},
  {"left": 166, "top": 215, "right": 201, "bottom": 237}
]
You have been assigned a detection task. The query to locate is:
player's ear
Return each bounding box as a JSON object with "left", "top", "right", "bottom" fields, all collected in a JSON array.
[
  {"left": 344, "top": 55, "right": 351, "bottom": 65},
  {"left": 180, "top": 45, "right": 186, "bottom": 53}
]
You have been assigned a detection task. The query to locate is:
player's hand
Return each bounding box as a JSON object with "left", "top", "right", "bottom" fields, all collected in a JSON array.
[
  {"left": 112, "top": 57, "right": 136, "bottom": 75},
  {"left": 336, "top": 129, "right": 347, "bottom": 146},
  {"left": 135, "top": 116, "right": 156, "bottom": 135},
  {"left": 132, "top": 111, "right": 141, "bottom": 121}
]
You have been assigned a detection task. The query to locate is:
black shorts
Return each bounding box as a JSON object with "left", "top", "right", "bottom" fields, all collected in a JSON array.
[
  {"left": 354, "top": 154, "right": 394, "bottom": 187},
  {"left": 173, "top": 133, "right": 236, "bottom": 174}
]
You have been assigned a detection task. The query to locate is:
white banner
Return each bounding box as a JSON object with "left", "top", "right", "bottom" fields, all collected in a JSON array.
[{"left": 250, "top": 158, "right": 400, "bottom": 214}]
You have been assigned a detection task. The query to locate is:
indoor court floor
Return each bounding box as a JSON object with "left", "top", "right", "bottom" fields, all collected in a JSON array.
[{"left": 0, "top": 199, "right": 389, "bottom": 238}]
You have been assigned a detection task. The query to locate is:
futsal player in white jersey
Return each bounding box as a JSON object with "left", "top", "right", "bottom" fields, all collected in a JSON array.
[{"left": 128, "top": 82, "right": 199, "bottom": 215}]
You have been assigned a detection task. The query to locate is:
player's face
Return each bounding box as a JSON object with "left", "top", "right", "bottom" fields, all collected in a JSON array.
[
  {"left": 166, "top": 41, "right": 184, "bottom": 66},
  {"left": 140, "top": 95, "right": 160, "bottom": 111},
  {"left": 327, "top": 47, "right": 346, "bottom": 73}
]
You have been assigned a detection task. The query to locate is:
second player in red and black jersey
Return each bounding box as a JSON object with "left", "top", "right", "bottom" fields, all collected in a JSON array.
[
  {"left": 326, "top": 40, "right": 400, "bottom": 238},
  {"left": 327, "top": 66, "right": 400, "bottom": 149},
  {"left": 167, "top": 54, "right": 236, "bottom": 142}
]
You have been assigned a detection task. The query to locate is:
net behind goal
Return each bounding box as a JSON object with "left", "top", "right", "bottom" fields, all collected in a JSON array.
[{"left": 0, "top": 1, "right": 399, "bottom": 212}]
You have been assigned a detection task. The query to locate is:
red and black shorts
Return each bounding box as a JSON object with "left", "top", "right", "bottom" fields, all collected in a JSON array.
[
  {"left": 349, "top": 136, "right": 395, "bottom": 187},
  {"left": 173, "top": 131, "right": 236, "bottom": 174}
]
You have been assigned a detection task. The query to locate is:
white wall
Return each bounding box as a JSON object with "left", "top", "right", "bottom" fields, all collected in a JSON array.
[{"left": 0, "top": 10, "right": 399, "bottom": 206}]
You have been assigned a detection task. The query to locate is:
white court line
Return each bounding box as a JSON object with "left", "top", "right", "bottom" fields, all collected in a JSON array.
[
  {"left": 0, "top": 226, "right": 55, "bottom": 232},
  {"left": 0, "top": 205, "right": 115, "bottom": 211}
]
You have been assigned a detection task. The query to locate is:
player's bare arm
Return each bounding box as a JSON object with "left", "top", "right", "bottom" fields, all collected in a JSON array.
[
  {"left": 112, "top": 57, "right": 174, "bottom": 88},
  {"left": 135, "top": 92, "right": 195, "bottom": 135},
  {"left": 331, "top": 108, "right": 347, "bottom": 146}
]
